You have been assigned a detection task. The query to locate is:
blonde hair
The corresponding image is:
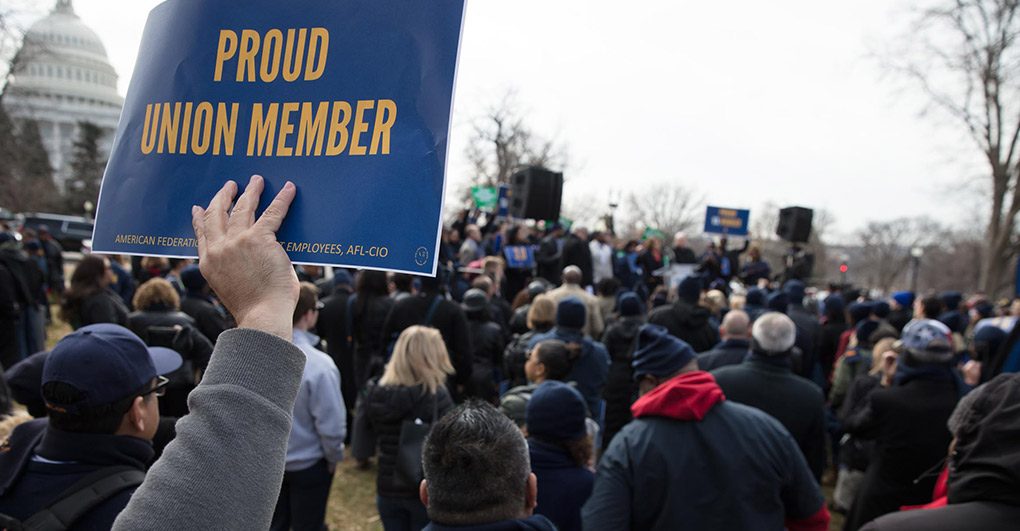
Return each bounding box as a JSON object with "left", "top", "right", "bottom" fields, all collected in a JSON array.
[
  {"left": 869, "top": 337, "right": 899, "bottom": 375},
  {"left": 133, "top": 278, "right": 180, "bottom": 311},
  {"left": 527, "top": 294, "right": 556, "bottom": 330},
  {"left": 380, "top": 326, "right": 455, "bottom": 394}
]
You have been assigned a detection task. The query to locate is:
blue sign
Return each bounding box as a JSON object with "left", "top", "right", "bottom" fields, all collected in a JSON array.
[
  {"left": 91, "top": 0, "right": 465, "bottom": 275},
  {"left": 497, "top": 184, "right": 510, "bottom": 218},
  {"left": 704, "top": 206, "right": 750, "bottom": 236},
  {"left": 503, "top": 245, "right": 536, "bottom": 269}
]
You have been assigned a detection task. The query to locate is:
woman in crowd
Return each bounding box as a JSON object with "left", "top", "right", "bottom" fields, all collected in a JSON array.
[
  {"left": 59, "top": 254, "right": 128, "bottom": 329},
  {"left": 526, "top": 381, "right": 595, "bottom": 531},
  {"left": 500, "top": 339, "right": 581, "bottom": 427},
  {"left": 503, "top": 294, "right": 556, "bottom": 388},
  {"left": 352, "top": 326, "right": 455, "bottom": 531},
  {"left": 841, "top": 319, "right": 962, "bottom": 530},
  {"left": 832, "top": 337, "right": 898, "bottom": 513},
  {"left": 127, "top": 278, "right": 213, "bottom": 417}
]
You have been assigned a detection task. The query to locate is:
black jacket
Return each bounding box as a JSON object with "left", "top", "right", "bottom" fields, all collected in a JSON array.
[
  {"left": 423, "top": 515, "right": 557, "bottom": 531},
  {"left": 382, "top": 293, "right": 473, "bottom": 393},
  {"left": 648, "top": 301, "right": 719, "bottom": 353},
  {"left": 352, "top": 294, "right": 394, "bottom": 389},
  {"left": 818, "top": 319, "right": 847, "bottom": 384},
  {"left": 180, "top": 294, "right": 229, "bottom": 344},
  {"left": 530, "top": 439, "right": 594, "bottom": 531},
  {"left": 466, "top": 317, "right": 506, "bottom": 401},
  {"left": 697, "top": 338, "right": 751, "bottom": 372},
  {"left": 127, "top": 309, "right": 213, "bottom": 417},
  {"left": 316, "top": 289, "right": 357, "bottom": 411},
  {"left": 560, "top": 234, "right": 593, "bottom": 287},
  {"left": 600, "top": 316, "right": 643, "bottom": 449},
  {"left": 787, "top": 304, "right": 820, "bottom": 380},
  {"left": 837, "top": 374, "right": 881, "bottom": 471},
  {"left": 535, "top": 234, "right": 562, "bottom": 285},
  {"left": 70, "top": 289, "right": 129, "bottom": 330},
  {"left": 712, "top": 356, "right": 827, "bottom": 481},
  {"left": 352, "top": 382, "right": 453, "bottom": 498},
  {"left": 0, "top": 419, "right": 152, "bottom": 529},
  {"left": 842, "top": 376, "right": 959, "bottom": 530},
  {"left": 861, "top": 374, "right": 1020, "bottom": 531}
]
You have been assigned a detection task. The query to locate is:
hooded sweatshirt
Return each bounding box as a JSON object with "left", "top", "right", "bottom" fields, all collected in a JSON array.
[
  {"left": 861, "top": 373, "right": 1020, "bottom": 531},
  {"left": 582, "top": 371, "right": 828, "bottom": 531}
]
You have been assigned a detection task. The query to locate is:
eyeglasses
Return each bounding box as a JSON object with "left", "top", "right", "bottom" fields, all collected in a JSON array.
[{"left": 142, "top": 376, "right": 170, "bottom": 398}]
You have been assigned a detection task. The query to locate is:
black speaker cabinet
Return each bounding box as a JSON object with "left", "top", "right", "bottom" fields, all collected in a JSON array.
[
  {"left": 776, "top": 206, "right": 814, "bottom": 243},
  {"left": 509, "top": 167, "right": 563, "bottom": 221}
]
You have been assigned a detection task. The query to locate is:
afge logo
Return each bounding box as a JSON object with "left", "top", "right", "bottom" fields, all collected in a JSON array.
[{"left": 414, "top": 247, "right": 429, "bottom": 266}]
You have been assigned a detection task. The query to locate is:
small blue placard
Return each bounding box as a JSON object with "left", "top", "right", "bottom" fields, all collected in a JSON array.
[
  {"left": 704, "top": 206, "right": 750, "bottom": 236},
  {"left": 503, "top": 245, "right": 535, "bottom": 269},
  {"left": 91, "top": 0, "right": 465, "bottom": 275}
]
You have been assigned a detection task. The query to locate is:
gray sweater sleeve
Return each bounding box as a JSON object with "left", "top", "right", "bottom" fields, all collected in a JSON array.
[{"left": 113, "top": 328, "right": 306, "bottom": 531}]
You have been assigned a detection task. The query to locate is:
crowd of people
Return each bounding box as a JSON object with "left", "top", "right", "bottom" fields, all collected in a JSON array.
[{"left": 1, "top": 178, "right": 1020, "bottom": 530}]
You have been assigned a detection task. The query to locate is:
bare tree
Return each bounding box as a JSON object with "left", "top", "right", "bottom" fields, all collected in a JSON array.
[
  {"left": 463, "top": 90, "right": 567, "bottom": 187},
  {"left": 893, "top": 0, "right": 1020, "bottom": 296},
  {"left": 854, "top": 216, "right": 946, "bottom": 292},
  {"left": 619, "top": 182, "right": 704, "bottom": 241}
]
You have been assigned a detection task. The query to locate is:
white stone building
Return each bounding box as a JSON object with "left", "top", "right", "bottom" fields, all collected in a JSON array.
[{"left": 2, "top": 0, "right": 123, "bottom": 190}]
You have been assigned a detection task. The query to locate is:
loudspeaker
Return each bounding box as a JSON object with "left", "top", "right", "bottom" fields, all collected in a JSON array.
[
  {"left": 776, "top": 206, "right": 814, "bottom": 243},
  {"left": 509, "top": 167, "right": 563, "bottom": 221}
]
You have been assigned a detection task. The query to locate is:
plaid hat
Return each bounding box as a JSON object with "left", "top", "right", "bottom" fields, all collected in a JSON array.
[
  {"left": 632, "top": 324, "right": 696, "bottom": 380},
  {"left": 42, "top": 324, "right": 182, "bottom": 414},
  {"left": 900, "top": 319, "right": 954, "bottom": 364},
  {"left": 526, "top": 381, "right": 587, "bottom": 442}
]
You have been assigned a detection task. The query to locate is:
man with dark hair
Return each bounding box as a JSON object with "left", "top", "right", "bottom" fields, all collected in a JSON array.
[
  {"left": 0, "top": 324, "right": 181, "bottom": 529},
  {"left": 271, "top": 282, "right": 346, "bottom": 531},
  {"left": 420, "top": 401, "right": 556, "bottom": 530},
  {"left": 583, "top": 324, "right": 829, "bottom": 530}
]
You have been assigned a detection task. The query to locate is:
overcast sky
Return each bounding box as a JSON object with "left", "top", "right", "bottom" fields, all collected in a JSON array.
[{"left": 13, "top": 0, "right": 989, "bottom": 239}]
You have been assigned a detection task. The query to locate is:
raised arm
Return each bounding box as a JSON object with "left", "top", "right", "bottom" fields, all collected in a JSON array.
[{"left": 114, "top": 175, "right": 304, "bottom": 530}]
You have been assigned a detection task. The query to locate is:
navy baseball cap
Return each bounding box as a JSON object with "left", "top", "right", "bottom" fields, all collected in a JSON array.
[{"left": 43, "top": 324, "right": 182, "bottom": 414}]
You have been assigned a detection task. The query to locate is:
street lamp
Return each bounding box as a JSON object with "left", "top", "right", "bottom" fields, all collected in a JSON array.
[
  {"left": 910, "top": 246, "right": 924, "bottom": 293},
  {"left": 83, "top": 200, "right": 95, "bottom": 220}
]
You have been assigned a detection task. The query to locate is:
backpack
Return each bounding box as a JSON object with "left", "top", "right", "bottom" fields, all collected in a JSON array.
[{"left": 0, "top": 466, "right": 145, "bottom": 531}]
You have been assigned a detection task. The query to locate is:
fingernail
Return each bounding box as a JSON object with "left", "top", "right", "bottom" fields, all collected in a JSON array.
[
  {"left": 225, "top": 180, "right": 236, "bottom": 189},
  {"left": 284, "top": 181, "right": 295, "bottom": 191},
  {"left": 251, "top": 174, "right": 261, "bottom": 185},
  {"left": 192, "top": 205, "right": 200, "bottom": 215}
]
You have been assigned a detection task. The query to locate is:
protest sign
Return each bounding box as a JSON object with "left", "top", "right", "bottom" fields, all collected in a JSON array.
[
  {"left": 91, "top": 0, "right": 465, "bottom": 275},
  {"left": 503, "top": 245, "right": 535, "bottom": 269},
  {"left": 471, "top": 186, "right": 498, "bottom": 211},
  {"left": 704, "top": 206, "right": 750, "bottom": 236}
]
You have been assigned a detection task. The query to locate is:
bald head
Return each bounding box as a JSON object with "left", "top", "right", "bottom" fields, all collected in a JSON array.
[
  {"left": 562, "top": 266, "right": 582, "bottom": 285},
  {"left": 720, "top": 310, "right": 750, "bottom": 340}
]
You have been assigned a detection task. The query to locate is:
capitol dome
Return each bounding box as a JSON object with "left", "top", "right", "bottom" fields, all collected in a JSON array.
[{"left": 3, "top": 0, "right": 123, "bottom": 191}]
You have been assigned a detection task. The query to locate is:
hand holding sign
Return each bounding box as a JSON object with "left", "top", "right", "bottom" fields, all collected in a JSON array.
[{"left": 192, "top": 175, "right": 299, "bottom": 340}]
